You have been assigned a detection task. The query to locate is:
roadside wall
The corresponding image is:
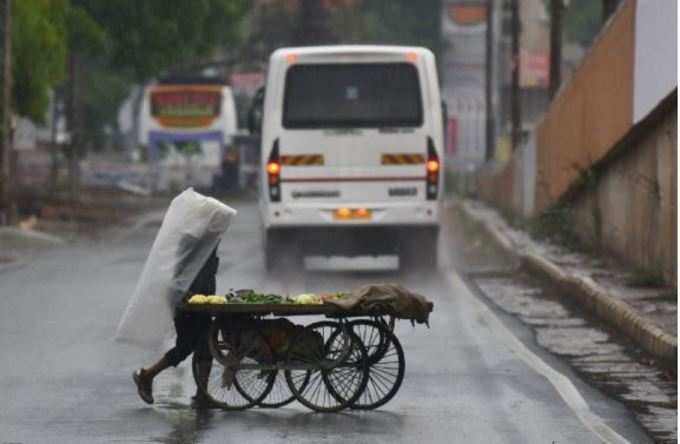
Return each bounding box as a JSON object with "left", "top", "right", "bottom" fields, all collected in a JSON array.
[
  {"left": 477, "top": 161, "right": 515, "bottom": 215},
  {"left": 534, "top": 0, "right": 636, "bottom": 213},
  {"left": 569, "top": 106, "right": 677, "bottom": 284}
]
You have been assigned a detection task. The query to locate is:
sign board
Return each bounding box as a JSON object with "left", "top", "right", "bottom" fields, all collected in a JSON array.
[
  {"left": 520, "top": 49, "right": 549, "bottom": 88},
  {"left": 150, "top": 86, "right": 222, "bottom": 129}
]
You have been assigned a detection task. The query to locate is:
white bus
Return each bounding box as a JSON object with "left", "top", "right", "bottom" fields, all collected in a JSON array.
[
  {"left": 255, "top": 45, "right": 444, "bottom": 271},
  {"left": 139, "top": 80, "right": 239, "bottom": 192}
]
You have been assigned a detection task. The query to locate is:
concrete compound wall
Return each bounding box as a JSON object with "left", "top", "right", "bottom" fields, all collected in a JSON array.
[
  {"left": 568, "top": 107, "right": 677, "bottom": 284},
  {"left": 477, "top": 161, "right": 515, "bottom": 215}
]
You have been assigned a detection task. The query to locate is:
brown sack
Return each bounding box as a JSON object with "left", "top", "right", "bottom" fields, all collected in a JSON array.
[{"left": 327, "top": 284, "right": 434, "bottom": 325}]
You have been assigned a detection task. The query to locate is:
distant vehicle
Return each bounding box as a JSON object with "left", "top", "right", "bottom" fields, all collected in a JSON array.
[
  {"left": 139, "top": 78, "right": 239, "bottom": 192},
  {"left": 254, "top": 45, "right": 444, "bottom": 271}
]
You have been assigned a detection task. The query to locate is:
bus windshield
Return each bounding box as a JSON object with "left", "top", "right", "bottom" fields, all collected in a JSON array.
[{"left": 283, "top": 63, "right": 423, "bottom": 129}]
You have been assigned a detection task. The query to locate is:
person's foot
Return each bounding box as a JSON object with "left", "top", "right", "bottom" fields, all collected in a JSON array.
[
  {"left": 133, "top": 369, "right": 154, "bottom": 404},
  {"left": 190, "top": 393, "right": 219, "bottom": 409}
]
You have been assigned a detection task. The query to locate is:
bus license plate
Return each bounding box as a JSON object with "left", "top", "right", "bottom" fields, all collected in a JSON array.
[{"left": 334, "top": 208, "right": 372, "bottom": 220}]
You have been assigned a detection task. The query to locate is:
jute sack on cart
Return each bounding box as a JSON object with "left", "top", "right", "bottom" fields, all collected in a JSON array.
[
  {"left": 325, "top": 284, "right": 434, "bottom": 325},
  {"left": 115, "top": 188, "right": 236, "bottom": 350},
  {"left": 221, "top": 318, "right": 324, "bottom": 363}
]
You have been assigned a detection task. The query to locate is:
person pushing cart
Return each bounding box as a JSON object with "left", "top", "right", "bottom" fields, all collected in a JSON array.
[{"left": 115, "top": 189, "right": 236, "bottom": 408}]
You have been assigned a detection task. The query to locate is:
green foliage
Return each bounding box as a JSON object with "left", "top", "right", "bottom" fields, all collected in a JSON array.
[
  {"left": 69, "top": 0, "right": 250, "bottom": 148},
  {"left": 331, "top": 0, "right": 443, "bottom": 56},
  {"left": 240, "top": 1, "right": 296, "bottom": 64},
  {"left": 564, "top": 0, "right": 602, "bottom": 46},
  {"left": 542, "top": 0, "right": 602, "bottom": 46},
  {"left": 11, "top": 0, "right": 68, "bottom": 122},
  {"left": 79, "top": 59, "right": 131, "bottom": 150},
  {"left": 65, "top": 4, "right": 108, "bottom": 55},
  {"left": 625, "top": 271, "right": 666, "bottom": 289},
  {"left": 8, "top": 0, "right": 250, "bottom": 147},
  {"left": 74, "top": 0, "right": 250, "bottom": 81},
  {"left": 175, "top": 141, "right": 202, "bottom": 158}
]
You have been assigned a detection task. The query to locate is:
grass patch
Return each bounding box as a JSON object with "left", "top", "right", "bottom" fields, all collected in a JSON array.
[{"left": 625, "top": 271, "right": 667, "bottom": 288}]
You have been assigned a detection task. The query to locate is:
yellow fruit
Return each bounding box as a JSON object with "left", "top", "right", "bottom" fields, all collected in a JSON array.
[
  {"left": 189, "top": 294, "right": 208, "bottom": 304},
  {"left": 207, "top": 295, "right": 227, "bottom": 304},
  {"left": 295, "top": 293, "right": 321, "bottom": 304}
]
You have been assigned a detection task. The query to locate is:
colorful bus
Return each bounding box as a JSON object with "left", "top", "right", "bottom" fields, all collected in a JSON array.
[{"left": 139, "top": 80, "right": 239, "bottom": 192}]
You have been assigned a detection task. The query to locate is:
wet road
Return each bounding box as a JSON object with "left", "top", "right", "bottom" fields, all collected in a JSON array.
[{"left": 0, "top": 199, "right": 652, "bottom": 443}]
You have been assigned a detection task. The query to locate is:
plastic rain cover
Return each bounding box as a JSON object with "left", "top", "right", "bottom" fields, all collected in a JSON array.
[{"left": 115, "top": 188, "right": 236, "bottom": 350}]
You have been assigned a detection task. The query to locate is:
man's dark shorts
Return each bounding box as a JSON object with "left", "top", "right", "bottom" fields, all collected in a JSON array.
[
  {"left": 164, "top": 247, "right": 219, "bottom": 367},
  {"left": 164, "top": 311, "right": 211, "bottom": 367}
]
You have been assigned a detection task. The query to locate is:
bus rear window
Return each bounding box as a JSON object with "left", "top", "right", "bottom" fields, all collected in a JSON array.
[{"left": 283, "top": 63, "right": 423, "bottom": 129}]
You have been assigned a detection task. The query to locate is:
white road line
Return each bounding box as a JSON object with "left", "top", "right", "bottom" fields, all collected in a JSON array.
[{"left": 441, "top": 249, "right": 631, "bottom": 444}]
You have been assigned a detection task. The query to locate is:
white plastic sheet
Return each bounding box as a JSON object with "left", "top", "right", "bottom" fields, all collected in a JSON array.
[{"left": 115, "top": 188, "right": 237, "bottom": 350}]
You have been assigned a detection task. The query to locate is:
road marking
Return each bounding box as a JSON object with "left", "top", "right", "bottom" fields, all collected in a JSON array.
[{"left": 441, "top": 250, "right": 631, "bottom": 444}]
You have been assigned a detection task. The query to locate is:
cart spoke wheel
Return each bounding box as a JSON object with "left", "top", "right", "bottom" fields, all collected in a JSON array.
[
  {"left": 257, "top": 370, "right": 309, "bottom": 408},
  {"left": 346, "top": 319, "right": 405, "bottom": 410},
  {"left": 196, "top": 322, "right": 274, "bottom": 410},
  {"left": 284, "top": 321, "right": 368, "bottom": 413},
  {"left": 192, "top": 353, "right": 273, "bottom": 410}
]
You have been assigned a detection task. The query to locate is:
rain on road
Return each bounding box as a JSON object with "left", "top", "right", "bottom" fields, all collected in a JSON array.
[{"left": 0, "top": 198, "right": 651, "bottom": 444}]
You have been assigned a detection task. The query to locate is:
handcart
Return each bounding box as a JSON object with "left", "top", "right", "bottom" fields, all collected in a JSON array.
[{"left": 181, "top": 302, "right": 408, "bottom": 412}]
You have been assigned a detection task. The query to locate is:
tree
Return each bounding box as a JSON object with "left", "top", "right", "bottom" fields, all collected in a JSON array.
[
  {"left": 2, "top": 0, "right": 251, "bottom": 206},
  {"left": 11, "top": 0, "right": 68, "bottom": 123},
  {"left": 543, "top": 0, "right": 602, "bottom": 47},
  {"left": 294, "top": 0, "right": 336, "bottom": 45},
  {"left": 563, "top": 0, "right": 601, "bottom": 46},
  {"left": 73, "top": 0, "right": 249, "bottom": 82},
  {"left": 330, "top": 0, "right": 443, "bottom": 57},
  {"left": 61, "top": 0, "right": 250, "bottom": 197}
]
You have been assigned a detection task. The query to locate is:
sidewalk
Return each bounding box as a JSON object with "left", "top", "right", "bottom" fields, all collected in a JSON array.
[
  {"left": 453, "top": 198, "right": 677, "bottom": 362},
  {"left": 0, "top": 226, "right": 66, "bottom": 269}
]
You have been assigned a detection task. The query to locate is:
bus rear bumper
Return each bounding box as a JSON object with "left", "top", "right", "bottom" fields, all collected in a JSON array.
[{"left": 262, "top": 201, "right": 440, "bottom": 228}]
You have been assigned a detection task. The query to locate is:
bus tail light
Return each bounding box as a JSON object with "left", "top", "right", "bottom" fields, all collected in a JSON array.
[
  {"left": 426, "top": 137, "right": 439, "bottom": 200},
  {"left": 268, "top": 140, "right": 281, "bottom": 202}
]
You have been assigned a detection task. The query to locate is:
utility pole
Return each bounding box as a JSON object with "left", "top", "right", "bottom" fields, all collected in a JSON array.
[
  {"left": 66, "top": 53, "right": 80, "bottom": 205},
  {"left": 484, "top": 0, "right": 495, "bottom": 161},
  {"left": 549, "top": 0, "right": 563, "bottom": 98},
  {"left": 1, "top": 0, "right": 13, "bottom": 225},
  {"left": 510, "top": 0, "right": 521, "bottom": 152},
  {"left": 49, "top": 89, "right": 60, "bottom": 190}
]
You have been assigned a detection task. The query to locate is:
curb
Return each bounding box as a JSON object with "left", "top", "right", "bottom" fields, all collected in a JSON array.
[
  {"left": 455, "top": 199, "right": 677, "bottom": 363},
  {"left": 0, "top": 260, "right": 25, "bottom": 275},
  {"left": 0, "top": 227, "right": 66, "bottom": 246}
]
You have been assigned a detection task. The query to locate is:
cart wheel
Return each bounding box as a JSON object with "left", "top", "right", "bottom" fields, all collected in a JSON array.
[
  {"left": 257, "top": 370, "right": 310, "bottom": 408},
  {"left": 195, "top": 323, "right": 274, "bottom": 410},
  {"left": 346, "top": 319, "right": 405, "bottom": 410},
  {"left": 284, "top": 321, "right": 368, "bottom": 413}
]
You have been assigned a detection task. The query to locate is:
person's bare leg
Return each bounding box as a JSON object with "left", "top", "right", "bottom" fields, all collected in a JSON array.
[
  {"left": 193, "top": 358, "right": 213, "bottom": 406},
  {"left": 143, "top": 356, "right": 171, "bottom": 380}
]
